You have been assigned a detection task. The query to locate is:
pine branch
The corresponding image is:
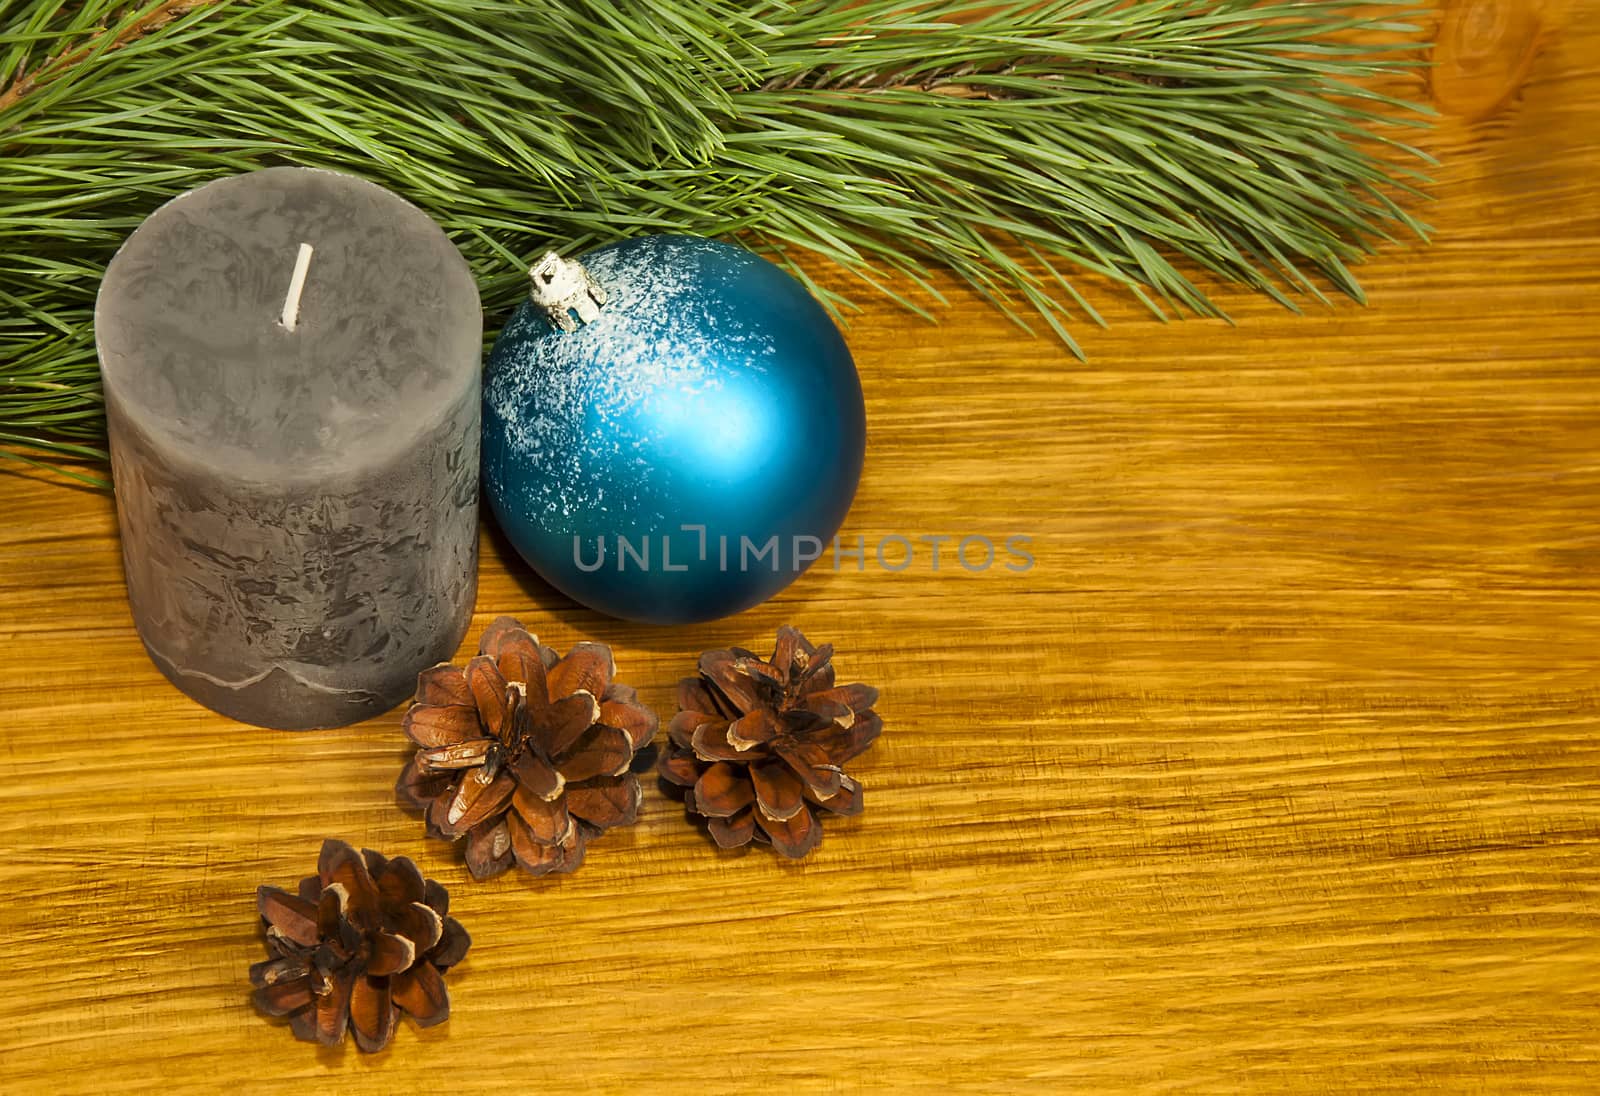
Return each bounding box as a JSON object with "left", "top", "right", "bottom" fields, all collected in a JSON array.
[
  {"left": 0, "top": 0, "right": 1433, "bottom": 487},
  {"left": 0, "top": 0, "right": 220, "bottom": 111}
]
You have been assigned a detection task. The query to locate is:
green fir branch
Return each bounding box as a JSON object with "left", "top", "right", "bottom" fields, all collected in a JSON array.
[{"left": 0, "top": 0, "right": 1432, "bottom": 485}]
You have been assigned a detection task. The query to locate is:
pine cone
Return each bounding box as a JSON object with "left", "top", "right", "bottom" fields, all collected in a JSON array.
[
  {"left": 250, "top": 839, "right": 470, "bottom": 1052},
  {"left": 397, "top": 616, "right": 659, "bottom": 879},
  {"left": 658, "top": 626, "right": 881, "bottom": 857}
]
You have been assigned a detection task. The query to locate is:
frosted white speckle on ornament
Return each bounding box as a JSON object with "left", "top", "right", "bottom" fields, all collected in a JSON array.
[{"left": 487, "top": 236, "right": 774, "bottom": 525}]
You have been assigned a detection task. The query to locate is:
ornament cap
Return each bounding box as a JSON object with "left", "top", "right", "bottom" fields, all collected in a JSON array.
[{"left": 528, "top": 250, "right": 608, "bottom": 332}]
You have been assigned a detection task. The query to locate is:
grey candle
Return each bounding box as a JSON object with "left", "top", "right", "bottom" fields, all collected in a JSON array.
[{"left": 96, "top": 167, "right": 482, "bottom": 730}]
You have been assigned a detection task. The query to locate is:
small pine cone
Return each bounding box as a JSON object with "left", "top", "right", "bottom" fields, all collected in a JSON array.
[
  {"left": 658, "top": 626, "right": 881, "bottom": 857},
  {"left": 397, "top": 616, "right": 659, "bottom": 879},
  {"left": 250, "top": 839, "right": 471, "bottom": 1052}
]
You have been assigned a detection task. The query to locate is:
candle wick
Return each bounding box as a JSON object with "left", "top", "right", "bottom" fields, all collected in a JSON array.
[{"left": 279, "top": 242, "right": 314, "bottom": 332}]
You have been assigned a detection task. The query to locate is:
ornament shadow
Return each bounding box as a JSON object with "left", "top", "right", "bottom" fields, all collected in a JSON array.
[
  {"left": 479, "top": 515, "right": 817, "bottom": 655},
  {"left": 480, "top": 515, "right": 574, "bottom": 614}
]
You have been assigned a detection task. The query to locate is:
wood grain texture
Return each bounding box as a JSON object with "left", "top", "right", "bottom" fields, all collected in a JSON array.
[{"left": 2, "top": 3, "right": 1598, "bottom": 1091}]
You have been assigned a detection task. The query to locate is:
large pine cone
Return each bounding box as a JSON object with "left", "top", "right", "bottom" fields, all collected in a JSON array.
[
  {"left": 659, "top": 626, "right": 881, "bottom": 857},
  {"left": 397, "top": 616, "right": 658, "bottom": 879},
  {"left": 251, "top": 839, "right": 470, "bottom": 1052}
]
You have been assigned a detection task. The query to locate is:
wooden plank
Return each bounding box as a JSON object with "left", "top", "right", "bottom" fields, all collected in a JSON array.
[{"left": 1, "top": 1, "right": 1597, "bottom": 1090}]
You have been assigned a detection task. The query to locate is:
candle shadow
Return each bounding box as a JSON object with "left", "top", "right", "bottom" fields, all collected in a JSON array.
[{"left": 0, "top": 456, "right": 112, "bottom": 494}]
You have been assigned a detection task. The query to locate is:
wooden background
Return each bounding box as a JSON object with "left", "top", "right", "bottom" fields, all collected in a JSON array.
[{"left": 2, "top": 1, "right": 1597, "bottom": 1090}]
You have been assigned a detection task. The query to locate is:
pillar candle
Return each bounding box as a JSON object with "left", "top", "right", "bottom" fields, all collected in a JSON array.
[{"left": 96, "top": 167, "right": 482, "bottom": 729}]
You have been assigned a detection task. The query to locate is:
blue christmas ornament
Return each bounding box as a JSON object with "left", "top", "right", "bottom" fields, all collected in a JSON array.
[{"left": 483, "top": 235, "right": 866, "bottom": 624}]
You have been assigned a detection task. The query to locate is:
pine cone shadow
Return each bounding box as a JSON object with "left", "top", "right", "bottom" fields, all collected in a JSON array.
[{"left": 316, "top": 1040, "right": 359, "bottom": 1067}]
